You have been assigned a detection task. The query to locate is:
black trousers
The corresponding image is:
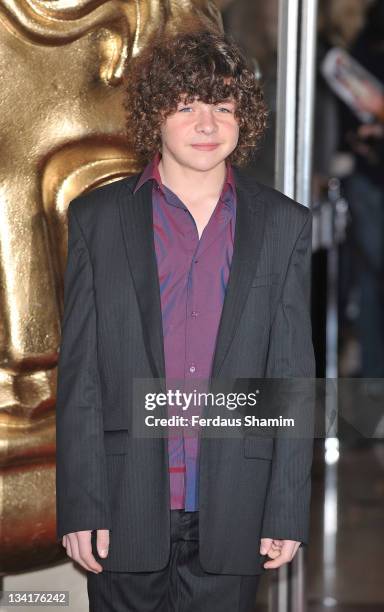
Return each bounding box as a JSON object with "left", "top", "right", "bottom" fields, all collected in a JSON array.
[{"left": 87, "top": 510, "right": 261, "bottom": 612}]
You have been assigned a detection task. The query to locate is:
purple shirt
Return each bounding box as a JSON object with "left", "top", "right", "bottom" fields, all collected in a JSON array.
[{"left": 134, "top": 151, "right": 237, "bottom": 510}]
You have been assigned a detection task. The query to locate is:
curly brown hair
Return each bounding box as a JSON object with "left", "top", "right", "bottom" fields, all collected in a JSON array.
[{"left": 123, "top": 26, "right": 269, "bottom": 167}]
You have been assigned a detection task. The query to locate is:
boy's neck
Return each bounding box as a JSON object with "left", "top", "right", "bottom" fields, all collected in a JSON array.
[{"left": 157, "top": 152, "right": 228, "bottom": 203}]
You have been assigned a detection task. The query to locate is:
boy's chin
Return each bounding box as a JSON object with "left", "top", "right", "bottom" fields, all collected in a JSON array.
[{"left": 182, "top": 152, "right": 228, "bottom": 171}]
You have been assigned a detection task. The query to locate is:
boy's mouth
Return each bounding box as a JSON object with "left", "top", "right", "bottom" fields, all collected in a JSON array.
[{"left": 191, "top": 144, "right": 220, "bottom": 151}]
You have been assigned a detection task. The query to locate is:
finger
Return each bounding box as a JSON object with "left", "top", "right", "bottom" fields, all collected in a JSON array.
[
  {"left": 77, "top": 532, "right": 103, "bottom": 573},
  {"left": 96, "top": 529, "right": 110, "bottom": 558},
  {"left": 266, "top": 548, "right": 282, "bottom": 559},
  {"left": 67, "top": 532, "right": 101, "bottom": 573},
  {"left": 260, "top": 538, "right": 273, "bottom": 555},
  {"left": 65, "top": 536, "right": 73, "bottom": 559},
  {"left": 263, "top": 551, "right": 291, "bottom": 569},
  {"left": 68, "top": 533, "right": 82, "bottom": 566},
  {"left": 265, "top": 540, "right": 286, "bottom": 562}
]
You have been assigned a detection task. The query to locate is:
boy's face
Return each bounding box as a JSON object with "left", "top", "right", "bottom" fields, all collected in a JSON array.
[{"left": 159, "top": 94, "right": 239, "bottom": 171}]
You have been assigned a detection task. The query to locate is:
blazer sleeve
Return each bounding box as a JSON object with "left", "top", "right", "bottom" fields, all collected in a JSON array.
[
  {"left": 55, "top": 201, "right": 112, "bottom": 540},
  {"left": 260, "top": 210, "right": 315, "bottom": 547}
]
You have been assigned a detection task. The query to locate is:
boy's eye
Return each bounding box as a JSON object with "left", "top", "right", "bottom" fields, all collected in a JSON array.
[{"left": 216, "top": 106, "right": 232, "bottom": 113}]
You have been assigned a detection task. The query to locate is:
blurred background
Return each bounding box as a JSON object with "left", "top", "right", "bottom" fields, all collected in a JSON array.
[{"left": 0, "top": 0, "right": 383, "bottom": 610}]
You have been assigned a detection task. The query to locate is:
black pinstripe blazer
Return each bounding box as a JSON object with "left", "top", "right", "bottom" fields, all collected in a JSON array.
[{"left": 55, "top": 166, "right": 315, "bottom": 575}]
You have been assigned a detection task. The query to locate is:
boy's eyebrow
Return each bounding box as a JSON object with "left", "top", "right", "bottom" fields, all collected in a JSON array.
[{"left": 176, "top": 96, "right": 235, "bottom": 106}]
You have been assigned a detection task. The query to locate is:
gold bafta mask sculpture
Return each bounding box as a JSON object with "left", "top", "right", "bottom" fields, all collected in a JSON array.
[{"left": 0, "top": 0, "right": 223, "bottom": 573}]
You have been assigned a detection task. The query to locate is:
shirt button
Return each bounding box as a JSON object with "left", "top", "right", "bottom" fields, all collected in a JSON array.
[{"left": 189, "top": 365, "right": 196, "bottom": 373}]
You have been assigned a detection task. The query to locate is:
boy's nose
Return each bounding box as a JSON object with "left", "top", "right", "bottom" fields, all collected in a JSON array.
[{"left": 195, "top": 112, "right": 218, "bottom": 133}]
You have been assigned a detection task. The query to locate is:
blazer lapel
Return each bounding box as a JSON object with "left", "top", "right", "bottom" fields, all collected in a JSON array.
[
  {"left": 210, "top": 171, "right": 267, "bottom": 379},
  {"left": 118, "top": 178, "right": 166, "bottom": 389}
]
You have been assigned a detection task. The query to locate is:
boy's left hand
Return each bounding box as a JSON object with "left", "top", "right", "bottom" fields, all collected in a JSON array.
[{"left": 259, "top": 538, "right": 301, "bottom": 569}]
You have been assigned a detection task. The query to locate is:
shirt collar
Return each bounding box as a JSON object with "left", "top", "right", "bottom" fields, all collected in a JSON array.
[
  {"left": 133, "top": 151, "right": 163, "bottom": 194},
  {"left": 133, "top": 151, "right": 236, "bottom": 207}
]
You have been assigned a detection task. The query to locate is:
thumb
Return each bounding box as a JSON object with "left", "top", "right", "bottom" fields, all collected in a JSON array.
[
  {"left": 260, "top": 538, "right": 272, "bottom": 555},
  {"left": 96, "top": 529, "right": 110, "bottom": 558}
]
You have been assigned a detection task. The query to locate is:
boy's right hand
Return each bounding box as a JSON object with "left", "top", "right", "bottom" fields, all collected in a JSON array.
[{"left": 62, "top": 529, "right": 109, "bottom": 573}]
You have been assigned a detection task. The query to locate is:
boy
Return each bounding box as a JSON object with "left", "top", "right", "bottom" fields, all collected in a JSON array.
[{"left": 56, "top": 27, "right": 315, "bottom": 611}]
